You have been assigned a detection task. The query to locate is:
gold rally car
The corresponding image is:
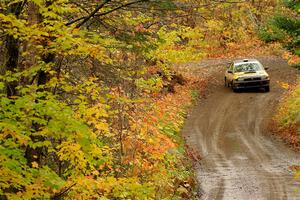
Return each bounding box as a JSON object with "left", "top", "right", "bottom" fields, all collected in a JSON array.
[{"left": 225, "top": 59, "right": 270, "bottom": 92}]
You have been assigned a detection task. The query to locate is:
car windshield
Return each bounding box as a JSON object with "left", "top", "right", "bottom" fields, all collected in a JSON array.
[{"left": 234, "top": 63, "right": 263, "bottom": 73}]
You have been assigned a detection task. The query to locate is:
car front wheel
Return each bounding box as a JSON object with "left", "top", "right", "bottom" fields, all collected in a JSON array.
[
  {"left": 231, "top": 81, "right": 238, "bottom": 92},
  {"left": 233, "top": 87, "right": 239, "bottom": 92},
  {"left": 224, "top": 78, "right": 228, "bottom": 87},
  {"left": 264, "top": 86, "right": 270, "bottom": 92}
]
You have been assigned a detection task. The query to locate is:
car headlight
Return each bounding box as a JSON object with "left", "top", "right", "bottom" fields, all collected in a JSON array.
[
  {"left": 235, "top": 78, "right": 242, "bottom": 81},
  {"left": 262, "top": 76, "right": 270, "bottom": 80}
]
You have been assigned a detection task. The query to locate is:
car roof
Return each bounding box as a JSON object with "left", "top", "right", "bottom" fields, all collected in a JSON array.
[{"left": 233, "top": 59, "right": 261, "bottom": 65}]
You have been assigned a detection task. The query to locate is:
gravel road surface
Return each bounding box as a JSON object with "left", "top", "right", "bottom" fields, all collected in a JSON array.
[{"left": 182, "top": 57, "right": 300, "bottom": 200}]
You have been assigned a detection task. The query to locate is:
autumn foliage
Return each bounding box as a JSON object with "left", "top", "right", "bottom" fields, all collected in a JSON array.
[
  {"left": 272, "top": 82, "right": 300, "bottom": 151},
  {"left": 266, "top": 0, "right": 300, "bottom": 152},
  {"left": 0, "top": 0, "right": 207, "bottom": 199},
  {"left": 0, "top": 0, "right": 287, "bottom": 199}
]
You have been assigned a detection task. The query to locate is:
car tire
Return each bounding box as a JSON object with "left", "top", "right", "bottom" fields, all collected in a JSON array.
[
  {"left": 233, "top": 88, "right": 239, "bottom": 93},
  {"left": 265, "top": 86, "right": 270, "bottom": 92},
  {"left": 231, "top": 82, "right": 238, "bottom": 92},
  {"left": 224, "top": 78, "right": 228, "bottom": 87}
]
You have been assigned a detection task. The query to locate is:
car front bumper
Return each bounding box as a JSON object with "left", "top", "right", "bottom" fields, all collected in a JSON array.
[{"left": 233, "top": 80, "right": 270, "bottom": 89}]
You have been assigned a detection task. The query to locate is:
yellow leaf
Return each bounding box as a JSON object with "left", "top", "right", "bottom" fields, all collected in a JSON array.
[
  {"left": 31, "top": 161, "right": 39, "bottom": 168},
  {"left": 277, "top": 81, "right": 290, "bottom": 89}
]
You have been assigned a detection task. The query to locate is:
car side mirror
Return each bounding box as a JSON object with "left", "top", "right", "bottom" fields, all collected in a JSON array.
[
  {"left": 228, "top": 70, "right": 233, "bottom": 74},
  {"left": 226, "top": 62, "right": 232, "bottom": 69},
  {"left": 264, "top": 67, "right": 269, "bottom": 70}
]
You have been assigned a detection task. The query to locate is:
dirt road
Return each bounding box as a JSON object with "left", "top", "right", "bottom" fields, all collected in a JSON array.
[{"left": 182, "top": 57, "right": 300, "bottom": 200}]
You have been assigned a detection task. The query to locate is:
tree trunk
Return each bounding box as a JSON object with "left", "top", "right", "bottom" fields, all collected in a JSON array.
[
  {"left": 4, "top": 2, "right": 25, "bottom": 96},
  {"left": 24, "top": 1, "right": 56, "bottom": 167},
  {"left": 5, "top": 36, "right": 19, "bottom": 96}
]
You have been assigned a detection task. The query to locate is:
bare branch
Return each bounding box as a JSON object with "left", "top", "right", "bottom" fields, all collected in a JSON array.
[
  {"left": 95, "top": 0, "right": 148, "bottom": 17},
  {"left": 65, "top": 0, "right": 112, "bottom": 27},
  {"left": 65, "top": 0, "right": 149, "bottom": 28}
]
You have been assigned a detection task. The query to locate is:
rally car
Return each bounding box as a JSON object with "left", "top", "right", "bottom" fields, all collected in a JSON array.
[{"left": 224, "top": 59, "right": 270, "bottom": 92}]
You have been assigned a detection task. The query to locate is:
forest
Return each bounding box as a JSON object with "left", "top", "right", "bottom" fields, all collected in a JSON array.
[{"left": 0, "top": 0, "right": 299, "bottom": 199}]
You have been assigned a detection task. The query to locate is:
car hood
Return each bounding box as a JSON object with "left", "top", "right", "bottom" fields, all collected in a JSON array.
[{"left": 234, "top": 70, "right": 269, "bottom": 78}]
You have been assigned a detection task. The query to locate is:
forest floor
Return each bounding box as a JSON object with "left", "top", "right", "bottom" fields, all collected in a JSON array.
[{"left": 181, "top": 56, "right": 300, "bottom": 200}]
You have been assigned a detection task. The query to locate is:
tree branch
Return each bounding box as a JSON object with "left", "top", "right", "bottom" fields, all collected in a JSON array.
[
  {"left": 65, "top": 0, "right": 149, "bottom": 27},
  {"left": 50, "top": 183, "right": 76, "bottom": 200},
  {"left": 65, "top": 0, "right": 112, "bottom": 27},
  {"left": 65, "top": 0, "right": 245, "bottom": 28},
  {"left": 94, "top": 0, "right": 148, "bottom": 17},
  {"left": 65, "top": 16, "right": 85, "bottom": 26}
]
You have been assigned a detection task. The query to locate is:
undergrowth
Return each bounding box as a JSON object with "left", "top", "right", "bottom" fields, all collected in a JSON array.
[{"left": 273, "top": 79, "right": 300, "bottom": 151}]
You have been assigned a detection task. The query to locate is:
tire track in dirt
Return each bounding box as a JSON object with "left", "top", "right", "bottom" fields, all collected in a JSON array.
[{"left": 182, "top": 57, "right": 300, "bottom": 200}]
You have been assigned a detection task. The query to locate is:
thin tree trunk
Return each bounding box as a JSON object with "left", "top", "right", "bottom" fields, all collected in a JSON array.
[
  {"left": 24, "top": 1, "right": 56, "bottom": 167},
  {"left": 24, "top": 2, "right": 44, "bottom": 167},
  {"left": 4, "top": 2, "right": 25, "bottom": 96}
]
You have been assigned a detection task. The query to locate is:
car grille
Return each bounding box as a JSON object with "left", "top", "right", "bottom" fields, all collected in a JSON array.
[
  {"left": 235, "top": 80, "right": 269, "bottom": 87},
  {"left": 244, "top": 77, "right": 262, "bottom": 81}
]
